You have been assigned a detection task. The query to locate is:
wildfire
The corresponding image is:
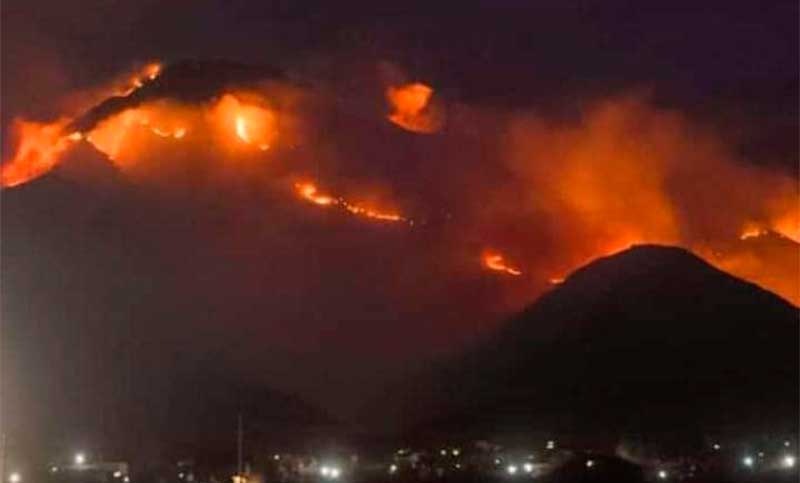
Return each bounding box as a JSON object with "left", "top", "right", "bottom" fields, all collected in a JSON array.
[
  {"left": 150, "top": 125, "right": 187, "bottom": 139},
  {"left": 119, "top": 62, "right": 162, "bottom": 96},
  {"left": 2, "top": 90, "right": 281, "bottom": 185},
  {"left": 215, "top": 94, "right": 276, "bottom": 151},
  {"left": 296, "top": 182, "right": 335, "bottom": 206},
  {"left": 235, "top": 116, "right": 251, "bottom": 143},
  {"left": 740, "top": 226, "right": 769, "bottom": 240},
  {"left": 386, "top": 82, "right": 443, "bottom": 133},
  {"left": 482, "top": 252, "right": 522, "bottom": 276},
  {"left": 2, "top": 61, "right": 797, "bottom": 306},
  {"left": 294, "top": 181, "right": 407, "bottom": 223},
  {"left": 83, "top": 107, "right": 188, "bottom": 165},
  {"left": 0, "top": 118, "right": 81, "bottom": 187}
]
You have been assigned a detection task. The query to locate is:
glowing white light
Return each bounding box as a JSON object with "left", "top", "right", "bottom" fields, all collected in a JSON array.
[
  {"left": 452, "top": 448, "right": 460, "bottom": 457},
  {"left": 586, "top": 460, "right": 595, "bottom": 468},
  {"left": 742, "top": 456, "right": 754, "bottom": 467},
  {"left": 8, "top": 473, "right": 21, "bottom": 483},
  {"left": 389, "top": 464, "right": 398, "bottom": 474},
  {"left": 546, "top": 440, "right": 555, "bottom": 450},
  {"left": 657, "top": 469, "right": 668, "bottom": 480},
  {"left": 785, "top": 441, "right": 792, "bottom": 448},
  {"left": 330, "top": 468, "right": 341, "bottom": 479},
  {"left": 440, "top": 449, "right": 447, "bottom": 456},
  {"left": 523, "top": 463, "right": 533, "bottom": 473},
  {"left": 320, "top": 467, "right": 331, "bottom": 477},
  {"left": 75, "top": 453, "right": 86, "bottom": 465},
  {"left": 50, "top": 467, "right": 59, "bottom": 473},
  {"left": 123, "top": 477, "right": 130, "bottom": 483},
  {"left": 494, "top": 458, "right": 501, "bottom": 465},
  {"left": 783, "top": 455, "right": 796, "bottom": 468},
  {"left": 712, "top": 444, "right": 720, "bottom": 451},
  {"left": 274, "top": 454, "right": 281, "bottom": 461},
  {"left": 506, "top": 465, "right": 518, "bottom": 475}
]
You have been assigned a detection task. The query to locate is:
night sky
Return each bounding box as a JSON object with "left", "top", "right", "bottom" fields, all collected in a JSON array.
[{"left": 1, "top": 0, "right": 797, "bottom": 459}]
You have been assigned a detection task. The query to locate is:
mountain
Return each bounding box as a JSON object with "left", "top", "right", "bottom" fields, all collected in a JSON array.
[
  {"left": 0, "top": 164, "right": 337, "bottom": 465},
  {"left": 401, "top": 245, "right": 799, "bottom": 442},
  {"left": 71, "top": 59, "right": 288, "bottom": 132}
]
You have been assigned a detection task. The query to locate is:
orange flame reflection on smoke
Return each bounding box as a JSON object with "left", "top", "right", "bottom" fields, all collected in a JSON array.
[{"left": 386, "top": 82, "right": 443, "bottom": 134}]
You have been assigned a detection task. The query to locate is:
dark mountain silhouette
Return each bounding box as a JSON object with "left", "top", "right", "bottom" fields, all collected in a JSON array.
[
  {"left": 0, "top": 167, "right": 336, "bottom": 464},
  {"left": 402, "top": 245, "right": 799, "bottom": 441},
  {"left": 71, "top": 59, "right": 288, "bottom": 133}
]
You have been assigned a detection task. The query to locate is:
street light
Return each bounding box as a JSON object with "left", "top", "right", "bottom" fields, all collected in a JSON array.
[
  {"left": 8, "top": 473, "right": 21, "bottom": 483},
  {"left": 742, "top": 456, "right": 754, "bottom": 468},
  {"left": 75, "top": 453, "right": 86, "bottom": 466},
  {"left": 783, "top": 455, "right": 796, "bottom": 469}
]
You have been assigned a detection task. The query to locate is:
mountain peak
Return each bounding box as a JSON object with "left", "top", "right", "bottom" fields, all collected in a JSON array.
[{"left": 407, "top": 244, "right": 799, "bottom": 439}]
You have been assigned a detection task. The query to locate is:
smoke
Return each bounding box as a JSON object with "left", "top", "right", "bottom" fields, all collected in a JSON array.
[
  {"left": 1, "top": 60, "right": 797, "bottom": 434},
  {"left": 487, "top": 95, "right": 798, "bottom": 303},
  {"left": 3, "top": 60, "right": 798, "bottom": 305}
]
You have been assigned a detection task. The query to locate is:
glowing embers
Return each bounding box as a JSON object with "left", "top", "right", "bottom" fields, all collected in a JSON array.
[
  {"left": 482, "top": 251, "right": 522, "bottom": 276},
  {"left": 386, "top": 82, "right": 444, "bottom": 133},
  {"left": 294, "top": 181, "right": 408, "bottom": 224},
  {"left": 0, "top": 118, "right": 81, "bottom": 187}
]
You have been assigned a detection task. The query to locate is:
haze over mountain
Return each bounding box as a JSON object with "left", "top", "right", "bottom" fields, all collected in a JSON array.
[{"left": 401, "top": 245, "right": 799, "bottom": 441}]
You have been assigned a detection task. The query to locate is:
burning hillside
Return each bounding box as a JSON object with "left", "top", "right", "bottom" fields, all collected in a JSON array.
[{"left": 1, "top": 60, "right": 797, "bottom": 306}]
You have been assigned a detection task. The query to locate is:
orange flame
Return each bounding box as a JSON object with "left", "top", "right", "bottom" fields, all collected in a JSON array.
[
  {"left": 214, "top": 94, "right": 277, "bottom": 151},
  {"left": 296, "top": 182, "right": 335, "bottom": 206},
  {"left": 342, "top": 203, "right": 403, "bottom": 222},
  {"left": 294, "top": 181, "right": 407, "bottom": 223},
  {"left": 119, "top": 62, "right": 162, "bottom": 96},
  {"left": 235, "top": 116, "right": 251, "bottom": 143},
  {"left": 386, "top": 82, "right": 443, "bottom": 134},
  {"left": 1, "top": 118, "right": 80, "bottom": 187},
  {"left": 482, "top": 252, "right": 522, "bottom": 276},
  {"left": 740, "top": 224, "right": 769, "bottom": 240}
]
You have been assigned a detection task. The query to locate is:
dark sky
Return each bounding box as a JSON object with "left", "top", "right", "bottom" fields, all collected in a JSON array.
[{"left": 1, "top": 0, "right": 797, "bottom": 460}]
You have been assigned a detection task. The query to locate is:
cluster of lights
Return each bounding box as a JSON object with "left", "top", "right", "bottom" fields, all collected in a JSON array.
[
  {"left": 320, "top": 466, "right": 341, "bottom": 479},
  {"left": 505, "top": 462, "right": 535, "bottom": 476}
]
